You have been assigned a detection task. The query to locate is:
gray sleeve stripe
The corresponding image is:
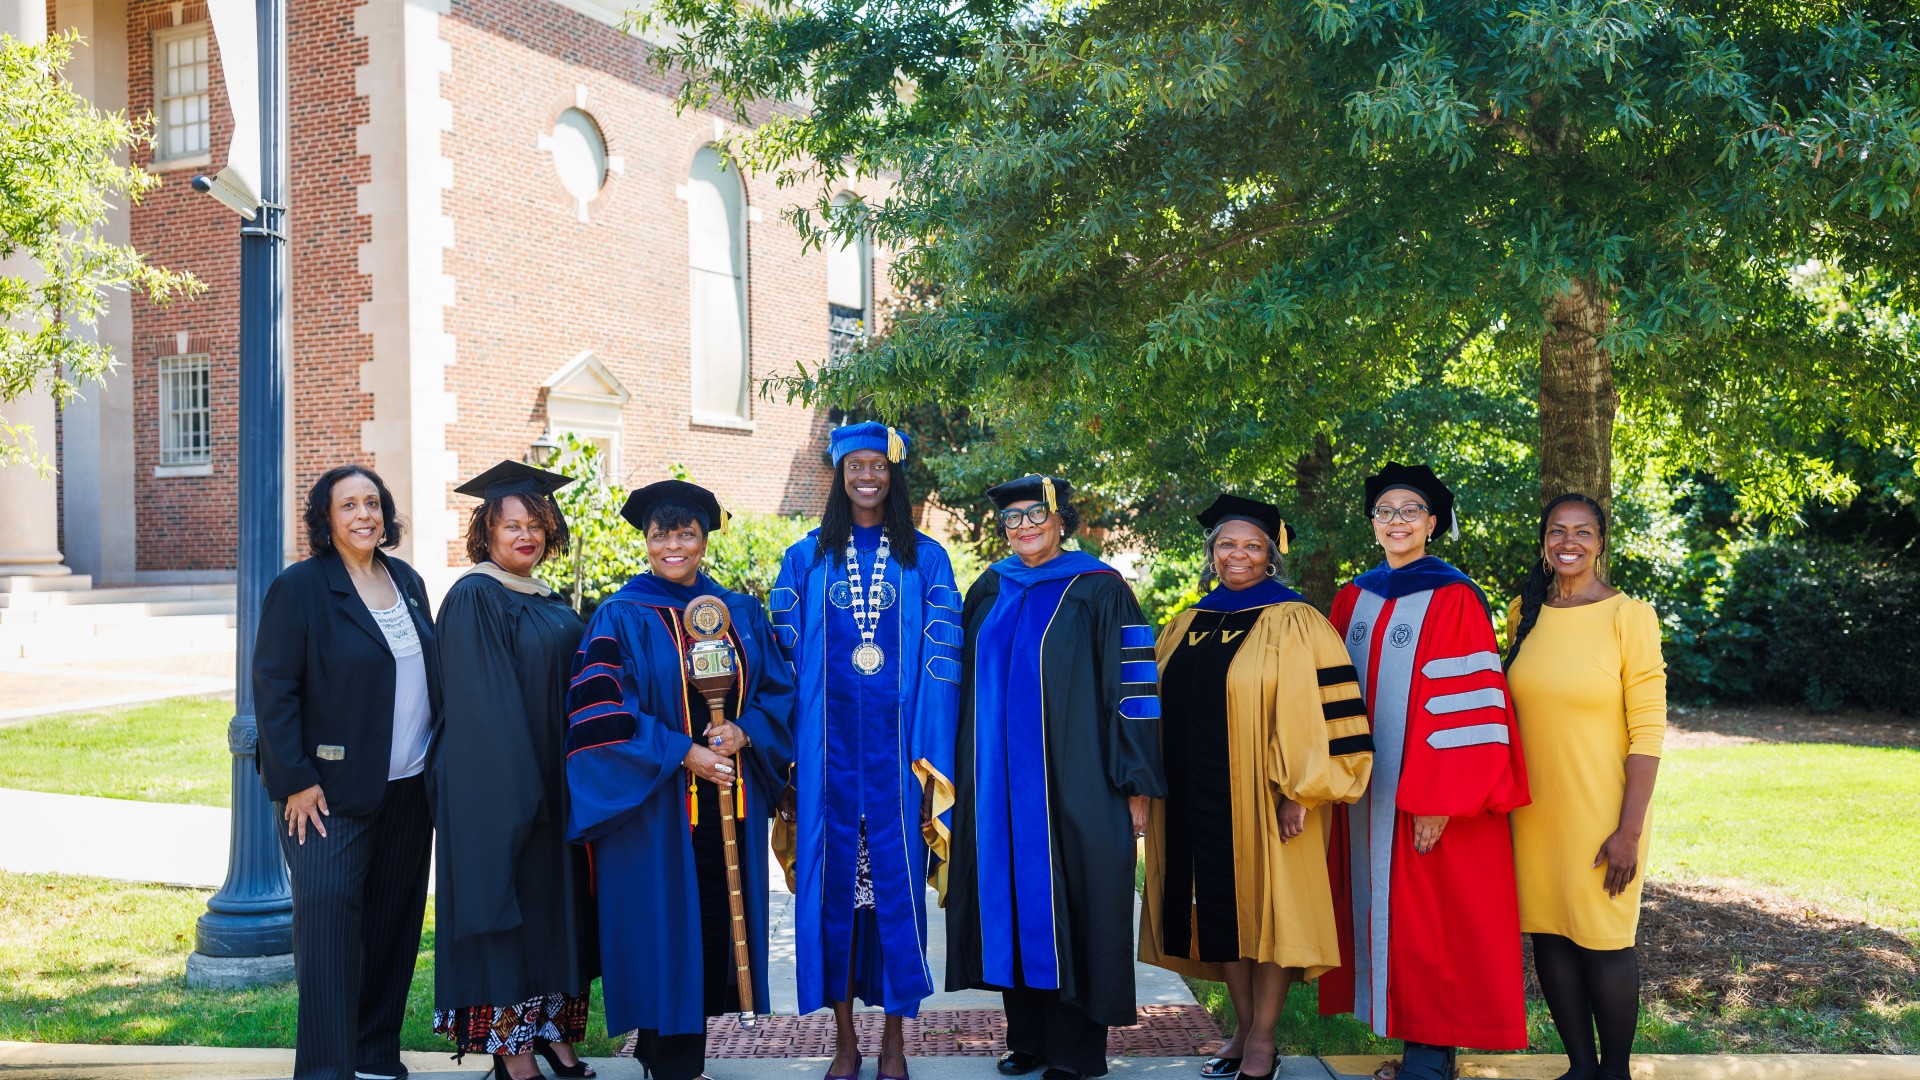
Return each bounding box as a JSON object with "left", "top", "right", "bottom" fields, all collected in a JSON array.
[
  {"left": 1425, "top": 687, "right": 1507, "bottom": 715},
  {"left": 1425, "top": 722, "right": 1511, "bottom": 750},
  {"left": 1420, "top": 651, "right": 1502, "bottom": 679}
]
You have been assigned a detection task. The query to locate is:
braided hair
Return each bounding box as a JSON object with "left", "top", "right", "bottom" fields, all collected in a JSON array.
[{"left": 1505, "top": 492, "right": 1609, "bottom": 667}]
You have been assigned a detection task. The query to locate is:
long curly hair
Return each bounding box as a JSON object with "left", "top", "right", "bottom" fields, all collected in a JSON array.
[
  {"left": 815, "top": 455, "right": 921, "bottom": 568},
  {"left": 1505, "top": 492, "right": 1609, "bottom": 667}
]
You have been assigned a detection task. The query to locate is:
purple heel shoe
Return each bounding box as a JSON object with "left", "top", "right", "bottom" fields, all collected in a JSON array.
[
  {"left": 824, "top": 1056, "right": 861, "bottom": 1080},
  {"left": 878, "top": 1070, "right": 909, "bottom": 1080}
]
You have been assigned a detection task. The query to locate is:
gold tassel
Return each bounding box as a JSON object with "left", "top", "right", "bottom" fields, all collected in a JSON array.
[
  {"left": 1042, "top": 476, "right": 1057, "bottom": 513},
  {"left": 1276, "top": 519, "right": 1290, "bottom": 556},
  {"left": 717, "top": 507, "right": 731, "bottom": 532},
  {"left": 886, "top": 427, "right": 905, "bottom": 463}
]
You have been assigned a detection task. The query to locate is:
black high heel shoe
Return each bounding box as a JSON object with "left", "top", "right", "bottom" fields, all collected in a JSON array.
[
  {"left": 490, "top": 1054, "right": 542, "bottom": 1080},
  {"left": 533, "top": 1037, "right": 596, "bottom": 1078}
]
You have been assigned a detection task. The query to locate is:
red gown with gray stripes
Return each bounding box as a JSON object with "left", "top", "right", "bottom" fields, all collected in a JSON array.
[{"left": 1318, "top": 566, "right": 1530, "bottom": 1050}]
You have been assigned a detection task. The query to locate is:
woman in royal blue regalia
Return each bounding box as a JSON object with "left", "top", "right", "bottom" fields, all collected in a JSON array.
[
  {"left": 768, "top": 423, "right": 962, "bottom": 1080},
  {"left": 946, "top": 475, "right": 1167, "bottom": 1080},
  {"left": 562, "top": 480, "right": 795, "bottom": 1080}
]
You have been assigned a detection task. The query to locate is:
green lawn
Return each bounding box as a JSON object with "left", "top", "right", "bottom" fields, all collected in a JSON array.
[
  {"left": 1652, "top": 743, "right": 1920, "bottom": 937},
  {"left": 0, "top": 697, "right": 232, "bottom": 807},
  {"left": 1185, "top": 738, "right": 1920, "bottom": 1055},
  {"left": 2, "top": 698, "right": 1917, "bottom": 1054},
  {"left": 0, "top": 871, "right": 624, "bottom": 1055}
]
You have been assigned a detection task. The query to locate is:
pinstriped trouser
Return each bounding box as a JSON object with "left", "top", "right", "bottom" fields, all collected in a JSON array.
[{"left": 276, "top": 775, "right": 432, "bottom": 1080}]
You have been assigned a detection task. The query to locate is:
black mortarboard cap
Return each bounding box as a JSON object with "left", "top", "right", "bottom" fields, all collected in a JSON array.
[
  {"left": 620, "top": 479, "right": 728, "bottom": 534},
  {"left": 1363, "top": 462, "right": 1457, "bottom": 538},
  {"left": 1196, "top": 493, "right": 1295, "bottom": 554},
  {"left": 986, "top": 474, "right": 1073, "bottom": 511},
  {"left": 454, "top": 459, "right": 576, "bottom": 502}
]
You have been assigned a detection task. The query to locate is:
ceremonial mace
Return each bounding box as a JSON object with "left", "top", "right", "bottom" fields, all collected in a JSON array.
[{"left": 683, "top": 594, "right": 758, "bottom": 1029}]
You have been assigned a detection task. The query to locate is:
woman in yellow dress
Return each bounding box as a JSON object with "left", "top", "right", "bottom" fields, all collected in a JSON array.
[
  {"left": 1139, "top": 495, "right": 1374, "bottom": 1080},
  {"left": 1505, "top": 493, "right": 1666, "bottom": 1080}
]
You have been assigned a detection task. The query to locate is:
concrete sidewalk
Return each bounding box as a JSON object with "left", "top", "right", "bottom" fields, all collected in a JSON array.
[
  {"left": 0, "top": 786, "right": 1196, "bottom": 1011},
  {"left": 0, "top": 788, "right": 232, "bottom": 888},
  {"left": 0, "top": 1044, "right": 1306, "bottom": 1079},
  {"left": 0, "top": 653, "right": 233, "bottom": 725},
  {"left": 3, "top": 1045, "right": 1916, "bottom": 1080}
]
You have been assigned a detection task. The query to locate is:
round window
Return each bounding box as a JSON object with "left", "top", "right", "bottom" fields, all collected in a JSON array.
[{"left": 550, "top": 108, "right": 608, "bottom": 203}]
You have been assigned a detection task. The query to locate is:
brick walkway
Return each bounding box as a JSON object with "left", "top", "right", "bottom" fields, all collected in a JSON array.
[{"left": 623, "top": 1004, "right": 1222, "bottom": 1059}]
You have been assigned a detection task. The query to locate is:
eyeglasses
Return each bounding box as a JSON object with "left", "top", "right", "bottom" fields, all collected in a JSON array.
[
  {"left": 1370, "top": 504, "right": 1431, "bottom": 524},
  {"left": 997, "top": 506, "right": 1053, "bottom": 530}
]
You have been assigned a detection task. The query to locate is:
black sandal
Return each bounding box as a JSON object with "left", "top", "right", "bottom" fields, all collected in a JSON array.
[{"left": 1199, "top": 1057, "right": 1242, "bottom": 1079}]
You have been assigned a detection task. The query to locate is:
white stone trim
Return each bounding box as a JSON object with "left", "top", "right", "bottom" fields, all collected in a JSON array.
[
  {"left": 690, "top": 412, "right": 756, "bottom": 433},
  {"left": 149, "top": 152, "right": 211, "bottom": 173},
  {"left": 354, "top": 0, "right": 459, "bottom": 603},
  {"left": 153, "top": 463, "right": 214, "bottom": 478}
]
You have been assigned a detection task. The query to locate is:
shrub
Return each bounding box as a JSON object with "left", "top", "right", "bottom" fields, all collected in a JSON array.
[
  {"left": 1658, "top": 538, "right": 1920, "bottom": 715},
  {"left": 533, "top": 435, "right": 814, "bottom": 614}
]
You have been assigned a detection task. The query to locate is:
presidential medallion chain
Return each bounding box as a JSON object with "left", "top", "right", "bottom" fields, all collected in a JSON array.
[{"left": 846, "top": 527, "right": 891, "bottom": 675}]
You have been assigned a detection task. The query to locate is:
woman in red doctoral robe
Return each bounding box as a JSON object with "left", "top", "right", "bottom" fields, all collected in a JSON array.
[{"left": 1319, "top": 463, "right": 1530, "bottom": 1080}]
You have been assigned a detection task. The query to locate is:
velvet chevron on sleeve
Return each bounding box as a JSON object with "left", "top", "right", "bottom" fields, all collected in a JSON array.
[
  {"left": 772, "top": 526, "right": 962, "bottom": 1020},
  {"left": 1320, "top": 564, "right": 1529, "bottom": 1051},
  {"left": 946, "top": 552, "right": 1165, "bottom": 1031},
  {"left": 562, "top": 570, "right": 792, "bottom": 1039},
  {"left": 1139, "top": 582, "right": 1372, "bottom": 985}
]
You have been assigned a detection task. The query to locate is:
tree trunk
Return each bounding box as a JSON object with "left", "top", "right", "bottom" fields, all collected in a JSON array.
[
  {"left": 1538, "top": 278, "right": 1617, "bottom": 512},
  {"left": 1291, "top": 433, "right": 1339, "bottom": 613}
]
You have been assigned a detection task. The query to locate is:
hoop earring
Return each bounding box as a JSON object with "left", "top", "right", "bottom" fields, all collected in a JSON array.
[{"left": 1265, "top": 562, "right": 1280, "bottom": 579}]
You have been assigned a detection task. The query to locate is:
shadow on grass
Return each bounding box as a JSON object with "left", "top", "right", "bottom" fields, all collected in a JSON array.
[
  {"left": 0, "top": 922, "right": 627, "bottom": 1058},
  {"left": 1668, "top": 705, "right": 1920, "bottom": 749},
  {"left": 1624, "top": 879, "right": 1920, "bottom": 1051},
  {"left": 1187, "top": 879, "right": 1920, "bottom": 1057}
]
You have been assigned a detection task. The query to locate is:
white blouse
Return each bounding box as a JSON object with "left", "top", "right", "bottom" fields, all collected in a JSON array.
[{"left": 370, "top": 569, "right": 431, "bottom": 781}]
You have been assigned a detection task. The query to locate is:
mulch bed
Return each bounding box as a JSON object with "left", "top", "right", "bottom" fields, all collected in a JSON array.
[
  {"left": 619, "top": 1004, "right": 1221, "bottom": 1059},
  {"left": 1667, "top": 704, "right": 1920, "bottom": 749},
  {"left": 1633, "top": 880, "right": 1918, "bottom": 1010}
]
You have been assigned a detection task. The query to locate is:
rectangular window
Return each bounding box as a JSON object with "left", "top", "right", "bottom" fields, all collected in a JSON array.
[
  {"left": 829, "top": 303, "right": 865, "bottom": 363},
  {"left": 155, "top": 27, "right": 210, "bottom": 161},
  {"left": 158, "top": 354, "right": 212, "bottom": 468}
]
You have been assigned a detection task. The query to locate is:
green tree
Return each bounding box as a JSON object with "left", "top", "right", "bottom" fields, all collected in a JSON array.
[
  {"left": 642, "top": 0, "right": 1920, "bottom": 542},
  {"left": 1, "top": 30, "right": 200, "bottom": 466}
]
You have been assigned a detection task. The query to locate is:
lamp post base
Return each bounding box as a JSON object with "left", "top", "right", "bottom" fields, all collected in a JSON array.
[{"left": 185, "top": 950, "right": 295, "bottom": 990}]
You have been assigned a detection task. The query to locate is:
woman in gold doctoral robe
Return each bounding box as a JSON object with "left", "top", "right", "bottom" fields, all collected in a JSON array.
[{"left": 1139, "top": 495, "right": 1373, "bottom": 1080}]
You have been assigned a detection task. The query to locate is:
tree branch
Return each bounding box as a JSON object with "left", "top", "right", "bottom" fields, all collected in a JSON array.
[{"left": 1127, "top": 210, "right": 1352, "bottom": 285}]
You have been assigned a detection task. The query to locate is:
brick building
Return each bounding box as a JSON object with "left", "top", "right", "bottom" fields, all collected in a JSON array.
[{"left": 24, "top": 0, "right": 883, "bottom": 600}]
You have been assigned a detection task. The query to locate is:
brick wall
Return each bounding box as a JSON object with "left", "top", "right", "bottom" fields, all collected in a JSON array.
[
  {"left": 124, "top": 0, "right": 378, "bottom": 570},
  {"left": 116, "top": 0, "right": 889, "bottom": 571},
  {"left": 440, "top": 0, "right": 893, "bottom": 561},
  {"left": 127, "top": 0, "right": 239, "bottom": 570},
  {"left": 286, "top": 0, "right": 376, "bottom": 528}
]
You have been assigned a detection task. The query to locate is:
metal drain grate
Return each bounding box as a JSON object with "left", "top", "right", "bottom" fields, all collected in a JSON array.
[{"left": 617, "top": 1004, "right": 1222, "bottom": 1059}]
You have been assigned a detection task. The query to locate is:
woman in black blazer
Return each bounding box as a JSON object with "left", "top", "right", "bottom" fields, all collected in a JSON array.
[{"left": 255, "top": 464, "right": 441, "bottom": 1080}]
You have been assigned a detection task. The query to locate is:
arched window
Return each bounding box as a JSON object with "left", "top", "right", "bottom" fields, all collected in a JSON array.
[
  {"left": 686, "top": 147, "right": 749, "bottom": 421},
  {"left": 825, "top": 192, "right": 870, "bottom": 362}
]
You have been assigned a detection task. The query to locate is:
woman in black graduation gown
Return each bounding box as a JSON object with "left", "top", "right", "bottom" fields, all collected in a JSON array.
[
  {"left": 947, "top": 475, "right": 1167, "bottom": 1080},
  {"left": 432, "top": 461, "right": 598, "bottom": 1080}
]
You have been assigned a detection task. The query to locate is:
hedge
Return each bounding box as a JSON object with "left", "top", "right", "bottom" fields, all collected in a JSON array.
[{"left": 1660, "top": 539, "right": 1919, "bottom": 715}]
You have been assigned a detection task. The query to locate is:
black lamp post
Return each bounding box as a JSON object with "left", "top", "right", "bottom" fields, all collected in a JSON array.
[{"left": 185, "top": 0, "right": 294, "bottom": 988}]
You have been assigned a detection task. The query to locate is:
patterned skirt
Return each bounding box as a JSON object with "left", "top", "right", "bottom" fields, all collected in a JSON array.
[
  {"left": 855, "top": 822, "right": 875, "bottom": 910},
  {"left": 434, "top": 991, "right": 589, "bottom": 1059}
]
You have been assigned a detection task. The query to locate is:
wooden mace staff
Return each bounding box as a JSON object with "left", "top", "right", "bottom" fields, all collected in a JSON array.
[{"left": 683, "top": 594, "right": 758, "bottom": 1029}]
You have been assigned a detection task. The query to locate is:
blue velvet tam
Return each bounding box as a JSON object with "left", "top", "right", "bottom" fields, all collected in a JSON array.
[{"left": 829, "top": 421, "right": 910, "bottom": 466}]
